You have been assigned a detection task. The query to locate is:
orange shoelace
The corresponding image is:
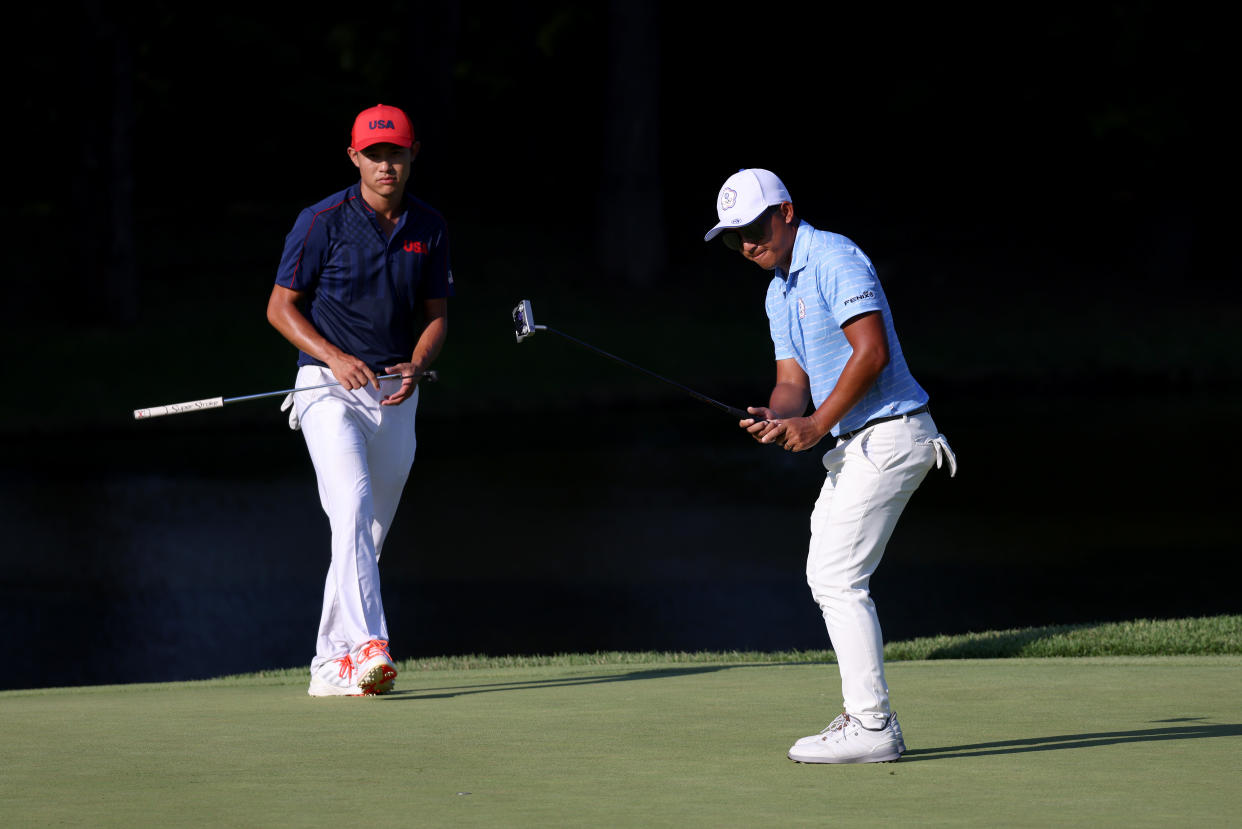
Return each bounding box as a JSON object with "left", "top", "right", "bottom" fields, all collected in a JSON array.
[
  {"left": 333, "top": 654, "right": 356, "bottom": 681},
  {"left": 358, "top": 639, "right": 392, "bottom": 663}
]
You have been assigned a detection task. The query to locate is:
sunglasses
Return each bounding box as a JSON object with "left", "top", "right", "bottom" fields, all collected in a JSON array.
[{"left": 721, "top": 206, "right": 779, "bottom": 251}]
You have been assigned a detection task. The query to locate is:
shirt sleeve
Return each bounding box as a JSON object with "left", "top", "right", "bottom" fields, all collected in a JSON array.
[
  {"left": 274, "top": 208, "right": 328, "bottom": 291},
  {"left": 822, "top": 248, "right": 882, "bottom": 327}
]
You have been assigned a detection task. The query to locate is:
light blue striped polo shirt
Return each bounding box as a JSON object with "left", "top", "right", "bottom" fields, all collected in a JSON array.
[{"left": 765, "top": 221, "right": 928, "bottom": 437}]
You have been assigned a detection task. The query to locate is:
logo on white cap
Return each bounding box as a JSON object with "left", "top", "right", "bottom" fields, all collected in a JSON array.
[{"left": 704, "top": 168, "right": 791, "bottom": 241}]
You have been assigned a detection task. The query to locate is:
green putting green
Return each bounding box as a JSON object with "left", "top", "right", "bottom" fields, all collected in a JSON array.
[{"left": 3, "top": 654, "right": 1239, "bottom": 827}]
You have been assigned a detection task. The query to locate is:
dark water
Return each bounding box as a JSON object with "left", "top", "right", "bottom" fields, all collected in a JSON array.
[{"left": 3, "top": 393, "right": 1236, "bottom": 690}]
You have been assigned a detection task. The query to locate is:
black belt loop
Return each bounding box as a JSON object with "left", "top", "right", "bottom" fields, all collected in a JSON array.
[{"left": 838, "top": 404, "right": 929, "bottom": 442}]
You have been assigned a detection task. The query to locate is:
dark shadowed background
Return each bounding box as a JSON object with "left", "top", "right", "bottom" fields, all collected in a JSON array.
[{"left": 1, "top": 2, "right": 1237, "bottom": 690}]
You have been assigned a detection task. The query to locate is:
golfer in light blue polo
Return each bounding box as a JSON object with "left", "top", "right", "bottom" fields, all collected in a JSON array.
[{"left": 705, "top": 168, "right": 956, "bottom": 764}]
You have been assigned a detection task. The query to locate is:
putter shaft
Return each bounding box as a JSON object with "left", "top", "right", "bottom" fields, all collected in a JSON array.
[
  {"left": 513, "top": 299, "right": 764, "bottom": 424},
  {"left": 544, "top": 327, "right": 752, "bottom": 420},
  {"left": 133, "top": 371, "right": 438, "bottom": 420}
]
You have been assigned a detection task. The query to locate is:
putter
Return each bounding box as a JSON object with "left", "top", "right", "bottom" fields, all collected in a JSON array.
[
  {"left": 512, "top": 299, "right": 764, "bottom": 423},
  {"left": 133, "top": 371, "right": 438, "bottom": 420}
]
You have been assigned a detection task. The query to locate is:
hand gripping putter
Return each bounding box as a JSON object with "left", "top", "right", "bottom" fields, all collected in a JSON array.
[
  {"left": 512, "top": 299, "right": 762, "bottom": 423},
  {"left": 133, "top": 371, "right": 438, "bottom": 420}
]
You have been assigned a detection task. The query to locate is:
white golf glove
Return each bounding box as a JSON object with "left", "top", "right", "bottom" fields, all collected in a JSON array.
[
  {"left": 929, "top": 435, "right": 957, "bottom": 477},
  {"left": 280, "top": 393, "right": 300, "bottom": 431}
]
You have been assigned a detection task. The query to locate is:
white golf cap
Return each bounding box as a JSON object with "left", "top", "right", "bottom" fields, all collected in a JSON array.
[{"left": 704, "top": 168, "right": 792, "bottom": 242}]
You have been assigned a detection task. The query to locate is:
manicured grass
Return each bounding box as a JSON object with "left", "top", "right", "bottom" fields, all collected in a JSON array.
[{"left": 3, "top": 617, "right": 1240, "bottom": 827}]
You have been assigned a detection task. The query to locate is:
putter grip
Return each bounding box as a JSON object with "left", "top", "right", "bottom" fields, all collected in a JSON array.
[{"left": 133, "top": 397, "right": 225, "bottom": 420}]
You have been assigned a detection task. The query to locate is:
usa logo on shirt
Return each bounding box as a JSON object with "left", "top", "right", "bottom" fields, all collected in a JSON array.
[
  {"left": 797, "top": 297, "right": 806, "bottom": 319},
  {"left": 404, "top": 240, "right": 426, "bottom": 253}
]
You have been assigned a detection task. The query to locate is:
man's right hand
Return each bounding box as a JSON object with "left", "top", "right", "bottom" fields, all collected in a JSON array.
[
  {"left": 268, "top": 286, "right": 377, "bottom": 391},
  {"left": 741, "top": 406, "right": 777, "bottom": 436},
  {"left": 326, "top": 353, "right": 379, "bottom": 391}
]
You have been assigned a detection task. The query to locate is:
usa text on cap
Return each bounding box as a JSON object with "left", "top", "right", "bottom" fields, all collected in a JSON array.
[{"left": 351, "top": 104, "right": 414, "bottom": 150}]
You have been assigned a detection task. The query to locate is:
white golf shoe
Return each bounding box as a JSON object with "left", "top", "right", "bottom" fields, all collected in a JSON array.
[
  {"left": 307, "top": 655, "right": 362, "bottom": 697},
  {"left": 793, "top": 713, "right": 850, "bottom": 746},
  {"left": 353, "top": 639, "right": 397, "bottom": 695},
  {"left": 788, "top": 712, "right": 906, "bottom": 764}
]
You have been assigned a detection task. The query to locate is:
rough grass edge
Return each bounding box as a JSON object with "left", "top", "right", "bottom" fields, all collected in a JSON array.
[{"left": 233, "top": 614, "right": 1240, "bottom": 680}]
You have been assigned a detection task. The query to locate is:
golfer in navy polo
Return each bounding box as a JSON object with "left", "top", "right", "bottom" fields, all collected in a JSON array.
[{"left": 267, "top": 104, "right": 453, "bottom": 697}]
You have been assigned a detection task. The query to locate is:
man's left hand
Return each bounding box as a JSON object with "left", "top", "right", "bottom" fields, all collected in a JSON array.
[
  {"left": 381, "top": 362, "right": 423, "bottom": 406},
  {"left": 762, "top": 416, "right": 827, "bottom": 453}
]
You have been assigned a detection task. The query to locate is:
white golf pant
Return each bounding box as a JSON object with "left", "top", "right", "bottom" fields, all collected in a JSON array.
[
  {"left": 807, "top": 410, "right": 954, "bottom": 722},
  {"left": 293, "top": 365, "right": 418, "bottom": 669}
]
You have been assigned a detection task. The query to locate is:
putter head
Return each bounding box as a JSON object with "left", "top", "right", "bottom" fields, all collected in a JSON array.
[{"left": 513, "top": 300, "right": 537, "bottom": 343}]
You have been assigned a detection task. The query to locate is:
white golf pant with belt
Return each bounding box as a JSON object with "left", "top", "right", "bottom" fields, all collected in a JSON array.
[
  {"left": 807, "top": 410, "right": 955, "bottom": 723},
  {"left": 294, "top": 365, "right": 419, "bottom": 669}
]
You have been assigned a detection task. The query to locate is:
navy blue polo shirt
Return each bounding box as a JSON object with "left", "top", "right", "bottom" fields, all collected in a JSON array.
[{"left": 275, "top": 183, "right": 454, "bottom": 370}]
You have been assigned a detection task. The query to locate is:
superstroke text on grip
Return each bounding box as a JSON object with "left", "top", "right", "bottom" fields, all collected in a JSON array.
[{"left": 133, "top": 397, "right": 226, "bottom": 419}]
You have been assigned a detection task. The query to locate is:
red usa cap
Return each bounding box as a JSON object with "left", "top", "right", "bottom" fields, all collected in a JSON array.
[{"left": 350, "top": 104, "right": 414, "bottom": 150}]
